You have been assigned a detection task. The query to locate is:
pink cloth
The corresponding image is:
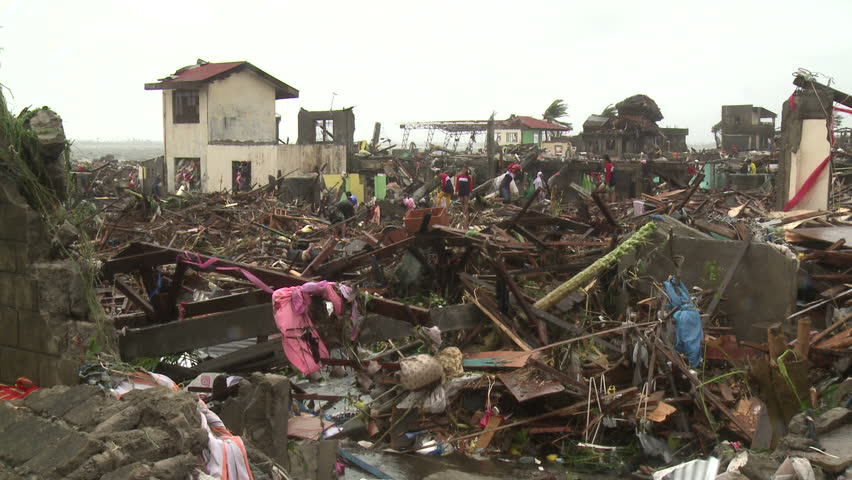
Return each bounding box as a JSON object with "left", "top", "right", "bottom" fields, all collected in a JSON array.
[{"left": 272, "top": 281, "right": 342, "bottom": 374}]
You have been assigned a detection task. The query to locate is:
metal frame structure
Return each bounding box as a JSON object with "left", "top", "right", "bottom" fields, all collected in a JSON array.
[{"left": 400, "top": 120, "right": 490, "bottom": 153}]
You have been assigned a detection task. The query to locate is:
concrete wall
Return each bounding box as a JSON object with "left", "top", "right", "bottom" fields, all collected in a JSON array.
[
  {"left": 0, "top": 179, "right": 90, "bottom": 387},
  {"left": 277, "top": 144, "right": 346, "bottom": 176},
  {"left": 163, "top": 88, "right": 209, "bottom": 193},
  {"left": 208, "top": 70, "right": 277, "bottom": 143},
  {"left": 622, "top": 226, "right": 799, "bottom": 342},
  {"left": 206, "top": 144, "right": 277, "bottom": 192},
  {"left": 788, "top": 119, "right": 831, "bottom": 210},
  {"left": 203, "top": 144, "right": 346, "bottom": 193}
]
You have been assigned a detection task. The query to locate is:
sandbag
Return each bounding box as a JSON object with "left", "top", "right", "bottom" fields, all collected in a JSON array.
[
  {"left": 435, "top": 347, "right": 464, "bottom": 378},
  {"left": 399, "top": 354, "right": 444, "bottom": 391}
]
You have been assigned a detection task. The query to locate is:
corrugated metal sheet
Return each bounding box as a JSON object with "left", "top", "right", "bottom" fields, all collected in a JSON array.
[{"left": 652, "top": 457, "right": 719, "bottom": 480}]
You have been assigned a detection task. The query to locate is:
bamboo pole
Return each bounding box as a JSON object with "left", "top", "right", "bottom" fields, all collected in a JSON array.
[{"left": 533, "top": 222, "right": 657, "bottom": 312}]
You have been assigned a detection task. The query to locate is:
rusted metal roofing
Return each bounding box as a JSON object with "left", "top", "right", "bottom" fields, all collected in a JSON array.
[
  {"left": 166, "top": 61, "right": 246, "bottom": 83},
  {"left": 145, "top": 60, "right": 299, "bottom": 99},
  {"left": 501, "top": 116, "right": 570, "bottom": 131}
]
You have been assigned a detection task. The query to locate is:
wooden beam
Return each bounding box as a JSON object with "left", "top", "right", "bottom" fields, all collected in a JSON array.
[
  {"left": 494, "top": 258, "right": 548, "bottom": 345},
  {"left": 119, "top": 303, "right": 277, "bottom": 360},
  {"left": 302, "top": 239, "right": 339, "bottom": 277},
  {"left": 315, "top": 237, "right": 415, "bottom": 277},
  {"left": 193, "top": 339, "right": 281, "bottom": 372},
  {"left": 180, "top": 290, "right": 270, "bottom": 318},
  {"left": 113, "top": 278, "right": 156, "bottom": 319}
]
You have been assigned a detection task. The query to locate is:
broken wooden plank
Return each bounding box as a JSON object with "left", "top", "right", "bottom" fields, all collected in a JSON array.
[
  {"left": 469, "top": 295, "right": 532, "bottom": 352},
  {"left": 118, "top": 303, "right": 277, "bottom": 360},
  {"left": 301, "top": 238, "right": 339, "bottom": 277},
  {"left": 494, "top": 258, "right": 548, "bottom": 345},
  {"left": 114, "top": 278, "right": 156, "bottom": 319},
  {"left": 315, "top": 237, "right": 415, "bottom": 277}
]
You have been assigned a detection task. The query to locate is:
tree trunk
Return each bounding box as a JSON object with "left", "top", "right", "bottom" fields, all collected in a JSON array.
[{"left": 533, "top": 222, "right": 657, "bottom": 312}]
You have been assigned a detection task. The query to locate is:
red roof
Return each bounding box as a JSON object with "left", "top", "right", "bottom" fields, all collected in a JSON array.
[
  {"left": 501, "top": 116, "right": 570, "bottom": 131},
  {"left": 145, "top": 60, "right": 299, "bottom": 99},
  {"left": 168, "top": 61, "right": 246, "bottom": 83}
]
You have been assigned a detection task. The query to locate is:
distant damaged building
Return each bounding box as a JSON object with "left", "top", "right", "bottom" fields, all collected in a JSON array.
[
  {"left": 145, "top": 59, "right": 346, "bottom": 193},
  {"left": 718, "top": 105, "right": 776, "bottom": 152},
  {"left": 580, "top": 95, "right": 688, "bottom": 155}
]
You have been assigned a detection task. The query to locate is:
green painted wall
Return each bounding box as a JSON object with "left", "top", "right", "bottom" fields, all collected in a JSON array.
[{"left": 522, "top": 130, "right": 535, "bottom": 145}]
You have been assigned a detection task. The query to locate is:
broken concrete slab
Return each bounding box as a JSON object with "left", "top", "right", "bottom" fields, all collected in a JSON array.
[{"left": 622, "top": 231, "right": 798, "bottom": 341}]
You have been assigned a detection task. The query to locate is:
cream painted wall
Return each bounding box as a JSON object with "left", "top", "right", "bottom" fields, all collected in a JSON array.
[
  {"left": 206, "top": 144, "right": 277, "bottom": 192},
  {"left": 163, "top": 87, "right": 209, "bottom": 193},
  {"left": 494, "top": 129, "right": 521, "bottom": 146},
  {"left": 277, "top": 145, "right": 346, "bottom": 176},
  {"left": 207, "top": 70, "right": 276, "bottom": 143},
  {"left": 788, "top": 119, "right": 831, "bottom": 210},
  {"left": 204, "top": 144, "right": 346, "bottom": 193}
]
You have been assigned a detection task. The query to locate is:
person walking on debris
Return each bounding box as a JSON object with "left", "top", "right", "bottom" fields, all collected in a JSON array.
[
  {"left": 748, "top": 159, "right": 757, "bottom": 175},
  {"left": 346, "top": 191, "right": 358, "bottom": 206},
  {"left": 500, "top": 163, "right": 521, "bottom": 204},
  {"left": 547, "top": 171, "right": 561, "bottom": 203},
  {"left": 152, "top": 175, "right": 162, "bottom": 197},
  {"left": 455, "top": 167, "right": 473, "bottom": 218},
  {"left": 533, "top": 171, "right": 546, "bottom": 203},
  {"left": 437, "top": 171, "right": 454, "bottom": 210},
  {"left": 603, "top": 155, "right": 616, "bottom": 201}
]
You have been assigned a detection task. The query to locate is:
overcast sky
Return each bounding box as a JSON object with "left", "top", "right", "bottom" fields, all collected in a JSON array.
[{"left": 2, "top": 0, "right": 850, "bottom": 147}]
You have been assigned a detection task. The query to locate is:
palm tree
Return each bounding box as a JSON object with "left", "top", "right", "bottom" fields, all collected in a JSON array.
[
  {"left": 543, "top": 99, "right": 568, "bottom": 123},
  {"left": 543, "top": 99, "right": 569, "bottom": 140},
  {"left": 600, "top": 104, "right": 617, "bottom": 118}
]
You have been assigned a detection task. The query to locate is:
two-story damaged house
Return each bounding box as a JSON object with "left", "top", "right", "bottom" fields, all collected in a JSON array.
[
  {"left": 145, "top": 59, "right": 346, "bottom": 193},
  {"left": 494, "top": 115, "right": 571, "bottom": 147},
  {"left": 717, "top": 105, "right": 777, "bottom": 152}
]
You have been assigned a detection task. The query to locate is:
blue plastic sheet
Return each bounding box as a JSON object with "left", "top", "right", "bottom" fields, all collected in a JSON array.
[{"left": 663, "top": 278, "right": 703, "bottom": 367}]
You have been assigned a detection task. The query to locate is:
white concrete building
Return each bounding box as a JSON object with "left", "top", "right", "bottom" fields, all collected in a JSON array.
[{"left": 145, "top": 60, "right": 346, "bottom": 193}]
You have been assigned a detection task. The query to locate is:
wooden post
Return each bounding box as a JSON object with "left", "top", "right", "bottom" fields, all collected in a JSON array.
[
  {"left": 487, "top": 115, "right": 496, "bottom": 178},
  {"left": 795, "top": 317, "right": 811, "bottom": 360}
]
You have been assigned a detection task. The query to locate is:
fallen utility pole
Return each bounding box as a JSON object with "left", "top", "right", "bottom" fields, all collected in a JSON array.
[{"left": 533, "top": 222, "right": 657, "bottom": 312}]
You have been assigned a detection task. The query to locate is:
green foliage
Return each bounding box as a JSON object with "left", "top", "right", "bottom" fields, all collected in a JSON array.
[{"left": 543, "top": 99, "right": 569, "bottom": 123}]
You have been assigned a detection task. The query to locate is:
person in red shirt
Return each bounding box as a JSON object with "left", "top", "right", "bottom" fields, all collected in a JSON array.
[
  {"left": 603, "top": 155, "right": 616, "bottom": 201},
  {"left": 455, "top": 166, "right": 474, "bottom": 220}
]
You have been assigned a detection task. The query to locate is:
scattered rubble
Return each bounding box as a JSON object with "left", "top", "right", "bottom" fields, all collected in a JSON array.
[{"left": 2, "top": 74, "right": 852, "bottom": 480}]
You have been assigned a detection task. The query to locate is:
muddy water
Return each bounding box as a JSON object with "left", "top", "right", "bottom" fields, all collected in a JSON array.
[{"left": 341, "top": 445, "right": 622, "bottom": 480}]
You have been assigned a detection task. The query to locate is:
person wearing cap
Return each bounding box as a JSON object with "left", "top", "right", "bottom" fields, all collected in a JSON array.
[{"left": 499, "top": 164, "right": 520, "bottom": 204}]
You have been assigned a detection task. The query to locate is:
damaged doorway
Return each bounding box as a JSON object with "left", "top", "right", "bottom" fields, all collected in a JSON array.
[
  {"left": 232, "top": 161, "right": 251, "bottom": 192},
  {"left": 174, "top": 157, "right": 201, "bottom": 192}
]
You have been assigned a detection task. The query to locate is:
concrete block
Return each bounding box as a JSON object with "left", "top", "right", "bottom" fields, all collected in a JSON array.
[
  {"left": 0, "top": 272, "right": 16, "bottom": 307},
  {"left": 15, "top": 276, "right": 39, "bottom": 311},
  {"left": 0, "top": 241, "right": 18, "bottom": 272},
  {"left": 17, "top": 311, "right": 60, "bottom": 355},
  {"left": 0, "top": 348, "right": 40, "bottom": 384},
  {"left": 0, "top": 204, "right": 29, "bottom": 242},
  {"left": 0, "top": 308, "right": 17, "bottom": 347},
  {"left": 38, "top": 355, "right": 78, "bottom": 388}
]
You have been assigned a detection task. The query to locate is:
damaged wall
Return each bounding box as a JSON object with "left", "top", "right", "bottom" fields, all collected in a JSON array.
[
  {"left": 0, "top": 178, "right": 94, "bottom": 386},
  {"left": 622, "top": 219, "right": 799, "bottom": 341},
  {"left": 0, "top": 109, "right": 99, "bottom": 387}
]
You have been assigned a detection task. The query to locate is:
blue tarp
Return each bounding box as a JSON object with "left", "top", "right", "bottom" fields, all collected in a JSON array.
[{"left": 663, "top": 278, "right": 703, "bottom": 367}]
